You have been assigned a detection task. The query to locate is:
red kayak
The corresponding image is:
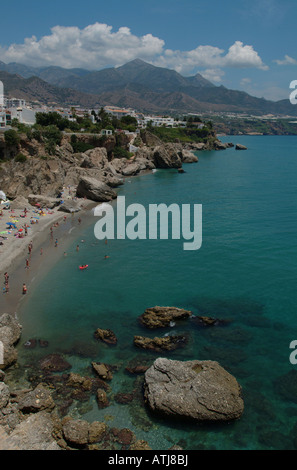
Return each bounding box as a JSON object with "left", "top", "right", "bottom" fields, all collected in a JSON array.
[{"left": 79, "top": 265, "right": 88, "bottom": 270}]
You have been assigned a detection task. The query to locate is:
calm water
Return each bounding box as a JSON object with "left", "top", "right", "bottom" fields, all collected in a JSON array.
[{"left": 10, "top": 136, "right": 297, "bottom": 450}]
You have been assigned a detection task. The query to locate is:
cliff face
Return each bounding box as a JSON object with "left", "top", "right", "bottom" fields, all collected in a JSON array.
[{"left": 0, "top": 130, "right": 228, "bottom": 199}]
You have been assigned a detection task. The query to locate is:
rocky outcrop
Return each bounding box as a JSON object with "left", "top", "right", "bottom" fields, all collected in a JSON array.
[
  {"left": 235, "top": 144, "right": 248, "bottom": 150},
  {"left": 76, "top": 176, "right": 117, "bottom": 202},
  {"left": 58, "top": 200, "right": 82, "bottom": 213},
  {"left": 139, "top": 306, "right": 192, "bottom": 329},
  {"left": 152, "top": 145, "right": 182, "bottom": 169},
  {"left": 0, "top": 411, "right": 61, "bottom": 450},
  {"left": 17, "top": 384, "right": 55, "bottom": 414},
  {"left": 134, "top": 335, "right": 188, "bottom": 352},
  {"left": 39, "top": 354, "right": 72, "bottom": 373},
  {"left": 27, "top": 194, "right": 61, "bottom": 208},
  {"left": 0, "top": 314, "right": 22, "bottom": 370},
  {"left": 92, "top": 362, "right": 113, "bottom": 381},
  {"left": 144, "top": 358, "right": 244, "bottom": 422},
  {"left": 94, "top": 328, "right": 117, "bottom": 345}
]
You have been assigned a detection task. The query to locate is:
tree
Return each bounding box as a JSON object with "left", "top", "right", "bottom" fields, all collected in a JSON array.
[{"left": 4, "top": 129, "right": 20, "bottom": 147}]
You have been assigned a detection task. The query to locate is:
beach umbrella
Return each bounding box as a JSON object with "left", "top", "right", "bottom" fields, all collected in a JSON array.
[{"left": 6, "top": 222, "right": 17, "bottom": 229}]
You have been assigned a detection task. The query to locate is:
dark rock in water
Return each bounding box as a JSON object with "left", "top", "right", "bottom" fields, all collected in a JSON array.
[
  {"left": 92, "top": 362, "right": 113, "bottom": 381},
  {"left": 111, "top": 427, "right": 135, "bottom": 446},
  {"left": 144, "top": 358, "right": 244, "bottom": 422},
  {"left": 17, "top": 384, "right": 55, "bottom": 414},
  {"left": 38, "top": 339, "right": 49, "bottom": 348},
  {"left": 134, "top": 334, "right": 188, "bottom": 352},
  {"left": 96, "top": 388, "right": 109, "bottom": 409},
  {"left": 24, "top": 339, "right": 37, "bottom": 349},
  {"left": 178, "top": 168, "right": 185, "bottom": 173},
  {"left": 139, "top": 306, "right": 192, "bottom": 329},
  {"left": 94, "top": 328, "right": 117, "bottom": 345},
  {"left": 62, "top": 418, "right": 89, "bottom": 447},
  {"left": 194, "top": 316, "right": 229, "bottom": 327},
  {"left": 39, "top": 354, "right": 72, "bottom": 372},
  {"left": 125, "top": 365, "right": 150, "bottom": 375},
  {"left": 114, "top": 392, "right": 134, "bottom": 404},
  {"left": 235, "top": 144, "right": 248, "bottom": 150}
]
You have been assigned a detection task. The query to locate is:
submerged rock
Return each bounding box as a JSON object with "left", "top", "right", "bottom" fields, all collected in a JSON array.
[
  {"left": 39, "top": 354, "right": 72, "bottom": 373},
  {"left": 144, "top": 358, "right": 244, "bottom": 422},
  {"left": 139, "top": 306, "right": 192, "bottom": 329},
  {"left": 92, "top": 362, "right": 113, "bottom": 381},
  {"left": 94, "top": 328, "right": 117, "bottom": 345},
  {"left": 134, "top": 335, "right": 188, "bottom": 352}
]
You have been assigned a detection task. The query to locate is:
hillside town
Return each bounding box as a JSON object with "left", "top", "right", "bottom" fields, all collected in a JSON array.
[{"left": 0, "top": 80, "right": 199, "bottom": 132}]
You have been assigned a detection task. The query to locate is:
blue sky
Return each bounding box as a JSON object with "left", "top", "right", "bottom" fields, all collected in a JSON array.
[{"left": 0, "top": 0, "right": 296, "bottom": 101}]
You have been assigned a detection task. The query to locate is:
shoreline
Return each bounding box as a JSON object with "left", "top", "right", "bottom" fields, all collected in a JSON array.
[{"left": 0, "top": 192, "right": 97, "bottom": 318}]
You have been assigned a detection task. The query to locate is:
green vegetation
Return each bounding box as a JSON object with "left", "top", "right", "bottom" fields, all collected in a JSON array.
[
  {"left": 145, "top": 119, "right": 215, "bottom": 144},
  {"left": 14, "top": 153, "right": 27, "bottom": 163},
  {"left": 4, "top": 129, "right": 20, "bottom": 147}
]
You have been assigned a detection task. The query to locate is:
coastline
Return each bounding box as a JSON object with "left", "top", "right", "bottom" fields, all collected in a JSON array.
[{"left": 0, "top": 193, "right": 97, "bottom": 318}]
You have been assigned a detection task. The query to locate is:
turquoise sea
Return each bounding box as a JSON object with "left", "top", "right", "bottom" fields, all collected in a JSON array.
[{"left": 8, "top": 136, "right": 297, "bottom": 450}]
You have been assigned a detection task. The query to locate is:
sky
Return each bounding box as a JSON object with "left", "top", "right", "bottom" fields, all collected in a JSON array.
[{"left": 0, "top": 0, "right": 297, "bottom": 101}]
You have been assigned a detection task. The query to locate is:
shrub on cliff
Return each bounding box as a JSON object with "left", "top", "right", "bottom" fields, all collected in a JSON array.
[
  {"left": 15, "top": 153, "right": 27, "bottom": 163},
  {"left": 4, "top": 129, "right": 20, "bottom": 147}
]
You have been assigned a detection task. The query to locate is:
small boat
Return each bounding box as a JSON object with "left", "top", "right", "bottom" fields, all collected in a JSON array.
[{"left": 79, "top": 265, "right": 88, "bottom": 270}]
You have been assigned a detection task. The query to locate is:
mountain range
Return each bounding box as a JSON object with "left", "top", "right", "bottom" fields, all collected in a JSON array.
[{"left": 0, "top": 58, "right": 296, "bottom": 116}]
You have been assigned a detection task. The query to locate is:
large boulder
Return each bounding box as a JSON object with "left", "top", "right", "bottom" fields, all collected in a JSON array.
[
  {"left": 0, "top": 411, "right": 61, "bottom": 450},
  {"left": 58, "top": 200, "right": 82, "bottom": 213},
  {"left": 17, "top": 384, "right": 55, "bottom": 414},
  {"left": 235, "top": 144, "right": 248, "bottom": 150},
  {"left": 81, "top": 147, "right": 109, "bottom": 169},
  {"left": 62, "top": 418, "right": 89, "bottom": 447},
  {"left": 121, "top": 163, "right": 141, "bottom": 177},
  {"left": 27, "top": 194, "right": 61, "bottom": 209},
  {"left": 139, "top": 306, "right": 192, "bottom": 329},
  {"left": 144, "top": 358, "right": 244, "bottom": 422},
  {"left": 76, "top": 176, "right": 117, "bottom": 202},
  {"left": 153, "top": 145, "right": 182, "bottom": 169},
  {"left": 0, "top": 314, "right": 22, "bottom": 370}
]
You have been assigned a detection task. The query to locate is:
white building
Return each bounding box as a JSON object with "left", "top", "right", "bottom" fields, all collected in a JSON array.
[{"left": 0, "top": 81, "right": 3, "bottom": 108}]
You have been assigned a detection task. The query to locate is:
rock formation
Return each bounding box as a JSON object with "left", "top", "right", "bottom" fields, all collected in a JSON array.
[
  {"left": 134, "top": 335, "right": 188, "bottom": 352},
  {"left": 144, "top": 358, "right": 244, "bottom": 422},
  {"left": 139, "top": 306, "right": 192, "bottom": 329},
  {"left": 0, "top": 313, "right": 22, "bottom": 370}
]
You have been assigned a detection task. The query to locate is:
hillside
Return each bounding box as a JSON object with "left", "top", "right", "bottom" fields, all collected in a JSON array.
[
  {"left": 0, "top": 59, "right": 296, "bottom": 116},
  {"left": 0, "top": 71, "right": 101, "bottom": 107}
]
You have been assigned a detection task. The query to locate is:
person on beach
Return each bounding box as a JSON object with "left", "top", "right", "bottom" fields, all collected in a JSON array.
[
  {"left": 55, "top": 239, "right": 58, "bottom": 247},
  {"left": 28, "top": 244, "right": 32, "bottom": 255},
  {"left": 4, "top": 272, "right": 9, "bottom": 284},
  {"left": 50, "top": 226, "right": 53, "bottom": 238},
  {"left": 78, "top": 217, "right": 81, "bottom": 225},
  {"left": 76, "top": 245, "right": 79, "bottom": 252},
  {"left": 25, "top": 258, "right": 30, "bottom": 269},
  {"left": 22, "top": 283, "right": 27, "bottom": 295},
  {"left": 40, "top": 248, "right": 43, "bottom": 256}
]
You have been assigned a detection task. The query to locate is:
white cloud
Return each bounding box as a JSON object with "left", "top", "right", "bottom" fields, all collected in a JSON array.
[
  {"left": 223, "top": 41, "right": 269, "bottom": 70},
  {"left": 274, "top": 54, "right": 297, "bottom": 66},
  {"left": 0, "top": 22, "right": 268, "bottom": 79},
  {"left": 0, "top": 23, "right": 165, "bottom": 69}
]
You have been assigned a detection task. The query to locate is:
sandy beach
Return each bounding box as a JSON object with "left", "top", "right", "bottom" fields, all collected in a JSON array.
[{"left": 0, "top": 189, "right": 97, "bottom": 316}]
